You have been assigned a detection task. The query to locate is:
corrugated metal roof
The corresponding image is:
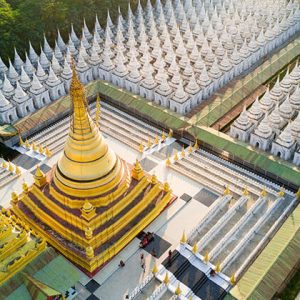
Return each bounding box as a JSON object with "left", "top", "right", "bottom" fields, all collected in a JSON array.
[
  {"left": 187, "top": 126, "right": 300, "bottom": 187},
  {"left": 228, "top": 203, "right": 300, "bottom": 300}
]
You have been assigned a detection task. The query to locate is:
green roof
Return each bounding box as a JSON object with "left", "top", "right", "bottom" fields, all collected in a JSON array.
[
  {"left": 0, "top": 124, "right": 18, "bottom": 137},
  {"left": 33, "top": 255, "right": 80, "bottom": 293},
  {"left": 187, "top": 126, "right": 300, "bottom": 187},
  {"left": 5, "top": 284, "right": 32, "bottom": 300},
  {"left": 0, "top": 248, "right": 79, "bottom": 299},
  {"left": 24, "top": 273, "right": 61, "bottom": 298},
  {"left": 227, "top": 203, "right": 300, "bottom": 300}
]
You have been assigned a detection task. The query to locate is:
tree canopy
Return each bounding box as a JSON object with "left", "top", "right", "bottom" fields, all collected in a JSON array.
[{"left": 0, "top": 0, "right": 147, "bottom": 63}]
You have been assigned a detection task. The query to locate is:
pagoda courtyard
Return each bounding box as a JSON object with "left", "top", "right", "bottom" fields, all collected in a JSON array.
[{"left": 10, "top": 66, "right": 175, "bottom": 274}]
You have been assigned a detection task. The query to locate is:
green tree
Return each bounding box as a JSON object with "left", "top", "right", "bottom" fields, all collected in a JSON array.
[{"left": 0, "top": 0, "right": 15, "bottom": 60}]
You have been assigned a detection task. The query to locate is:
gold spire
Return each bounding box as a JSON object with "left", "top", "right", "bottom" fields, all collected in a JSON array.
[
  {"left": 168, "top": 129, "right": 173, "bottom": 138},
  {"left": 230, "top": 274, "right": 236, "bottom": 285},
  {"left": 215, "top": 262, "right": 221, "bottom": 273},
  {"left": 8, "top": 161, "right": 14, "bottom": 173},
  {"left": 154, "top": 135, "right": 159, "bottom": 145},
  {"left": 261, "top": 187, "right": 267, "bottom": 197},
  {"left": 295, "top": 187, "right": 300, "bottom": 198},
  {"left": 139, "top": 142, "right": 144, "bottom": 153},
  {"left": 19, "top": 134, "right": 24, "bottom": 147},
  {"left": 32, "top": 142, "right": 37, "bottom": 152},
  {"left": 188, "top": 143, "right": 193, "bottom": 154},
  {"left": 163, "top": 272, "right": 170, "bottom": 284},
  {"left": 45, "top": 146, "right": 52, "bottom": 158},
  {"left": 243, "top": 187, "right": 249, "bottom": 196},
  {"left": 224, "top": 185, "right": 230, "bottom": 195},
  {"left": 161, "top": 131, "right": 166, "bottom": 141},
  {"left": 204, "top": 251, "right": 209, "bottom": 263},
  {"left": 25, "top": 139, "right": 31, "bottom": 149},
  {"left": 147, "top": 138, "right": 152, "bottom": 148},
  {"left": 165, "top": 155, "right": 171, "bottom": 167},
  {"left": 173, "top": 149, "right": 179, "bottom": 161},
  {"left": 15, "top": 165, "right": 21, "bottom": 176},
  {"left": 1, "top": 160, "right": 7, "bottom": 169},
  {"left": 95, "top": 94, "right": 101, "bottom": 126},
  {"left": 278, "top": 186, "right": 285, "bottom": 197},
  {"left": 192, "top": 242, "right": 198, "bottom": 254},
  {"left": 34, "top": 165, "right": 47, "bottom": 187},
  {"left": 54, "top": 65, "right": 122, "bottom": 196},
  {"left": 152, "top": 262, "right": 158, "bottom": 274},
  {"left": 38, "top": 144, "right": 44, "bottom": 154},
  {"left": 180, "top": 230, "right": 187, "bottom": 244},
  {"left": 181, "top": 146, "right": 185, "bottom": 157},
  {"left": 194, "top": 139, "right": 199, "bottom": 150},
  {"left": 132, "top": 159, "right": 144, "bottom": 181},
  {"left": 175, "top": 283, "right": 181, "bottom": 295},
  {"left": 163, "top": 182, "right": 170, "bottom": 192}
]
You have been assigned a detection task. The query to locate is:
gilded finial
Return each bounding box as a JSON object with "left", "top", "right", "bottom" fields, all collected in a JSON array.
[
  {"left": 261, "top": 186, "right": 267, "bottom": 197},
  {"left": 11, "top": 192, "right": 19, "bottom": 205},
  {"left": 132, "top": 159, "right": 144, "bottom": 181},
  {"left": 8, "top": 161, "right": 14, "bottom": 173},
  {"left": 243, "top": 187, "right": 249, "bottom": 196},
  {"left": 45, "top": 146, "right": 52, "bottom": 158},
  {"left": 163, "top": 272, "right": 170, "bottom": 284},
  {"left": 95, "top": 94, "right": 101, "bottom": 125},
  {"left": 86, "top": 246, "right": 94, "bottom": 259},
  {"left": 15, "top": 165, "right": 21, "bottom": 176},
  {"left": 154, "top": 135, "right": 159, "bottom": 145},
  {"left": 180, "top": 230, "right": 187, "bottom": 244},
  {"left": 181, "top": 146, "right": 185, "bottom": 157},
  {"left": 295, "top": 187, "right": 300, "bottom": 198},
  {"left": 161, "top": 131, "right": 166, "bottom": 141},
  {"left": 32, "top": 142, "right": 37, "bottom": 152},
  {"left": 168, "top": 129, "right": 173, "bottom": 138},
  {"left": 278, "top": 186, "right": 285, "bottom": 197},
  {"left": 147, "top": 138, "right": 152, "bottom": 148},
  {"left": 230, "top": 274, "right": 236, "bottom": 285},
  {"left": 163, "top": 182, "right": 170, "bottom": 192},
  {"left": 19, "top": 134, "right": 24, "bottom": 147},
  {"left": 152, "top": 262, "right": 158, "bottom": 274},
  {"left": 192, "top": 242, "right": 198, "bottom": 254},
  {"left": 25, "top": 139, "right": 31, "bottom": 149},
  {"left": 173, "top": 149, "right": 179, "bottom": 161},
  {"left": 38, "top": 144, "right": 44, "bottom": 154},
  {"left": 151, "top": 174, "right": 158, "bottom": 184},
  {"left": 194, "top": 139, "right": 199, "bottom": 150},
  {"left": 85, "top": 227, "right": 93, "bottom": 240},
  {"left": 22, "top": 182, "right": 29, "bottom": 193},
  {"left": 1, "top": 160, "right": 7, "bottom": 169},
  {"left": 139, "top": 142, "right": 144, "bottom": 153},
  {"left": 204, "top": 251, "right": 209, "bottom": 263},
  {"left": 188, "top": 143, "right": 193, "bottom": 153},
  {"left": 215, "top": 262, "right": 221, "bottom": 273},
  {"left": 165, "top": 155, "right": 171, "bottom": 167},
  {"left": 224, "top": 185, "right": 230, "bottom": 195},
  {"left": 175, "top": 283, "right": 181, "bottom": 295}
]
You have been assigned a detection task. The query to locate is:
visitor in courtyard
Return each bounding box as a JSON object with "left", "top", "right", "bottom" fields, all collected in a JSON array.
[
  {"left": 140, "top": 253, "right": 145, "bottom": 272},
  {"left": 119, "top": 260, "right": 125, "bottom": 267},
  {"left": 168, "top": 250, "right": 172, "bottom": 266}
]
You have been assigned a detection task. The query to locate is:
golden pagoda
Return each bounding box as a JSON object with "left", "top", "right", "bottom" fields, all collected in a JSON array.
[{"left": 12, "top": 67, "right": 174, "bottom": 274}]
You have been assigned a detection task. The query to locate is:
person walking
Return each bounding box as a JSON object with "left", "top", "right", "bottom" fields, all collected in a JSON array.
[
  {"left": 168, "top": 250, "right": 172, "bottom": 266},
  {"left": 140, "top": 253, "right": 145, "bottom": 273}
]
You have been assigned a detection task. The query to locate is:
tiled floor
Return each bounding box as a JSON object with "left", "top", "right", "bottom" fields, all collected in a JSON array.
[
  {"left": 30, "top": 163, "right": 51, "bottom": 175},
  {"left": 180, "top": 193, "right": 192, "bottom": 202},
  {"left": 13, "top": 154, "right": 40, "bottom": 170},
  {"left": 193, "top": 188, "right": 219, "bottom": 207}
]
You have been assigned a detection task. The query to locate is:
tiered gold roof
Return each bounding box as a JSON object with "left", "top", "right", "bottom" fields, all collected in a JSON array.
[
  {"left": 0, "top": 208, "right": 46, "bottom": 285},
  {"left": 12, "top": 67, "right": 174, "bottom": 273}
]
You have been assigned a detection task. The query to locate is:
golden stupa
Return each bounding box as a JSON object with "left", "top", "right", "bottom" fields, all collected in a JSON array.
[{"left": 12, "top": 67, "right": 174, "bottom": 274}]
